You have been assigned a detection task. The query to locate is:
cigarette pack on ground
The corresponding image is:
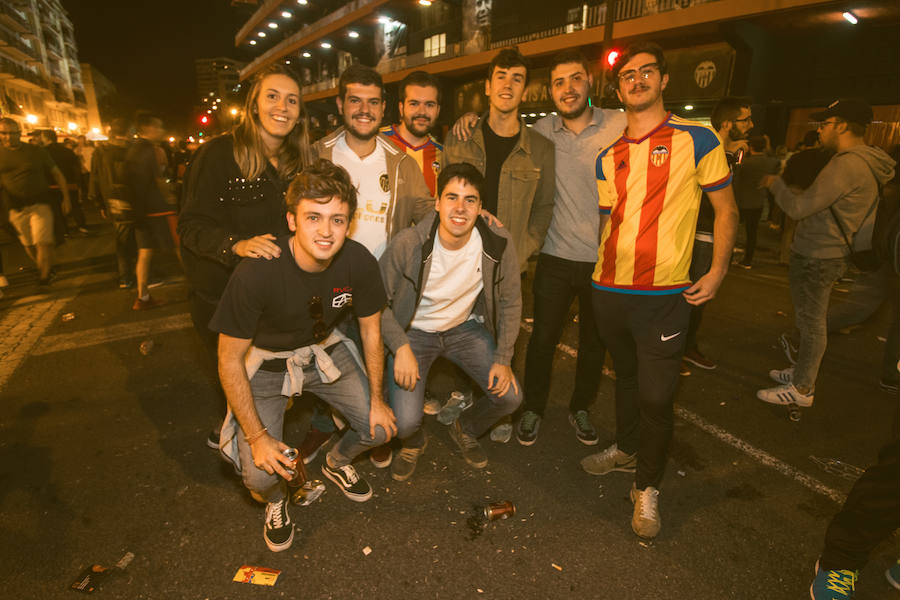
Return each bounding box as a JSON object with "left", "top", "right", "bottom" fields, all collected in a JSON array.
[
  {"left": 233, "top": 565, "right": 281, "bottom": 586},
  {"left": 70, "top": 565, "right": 108, "bottom": 593}
]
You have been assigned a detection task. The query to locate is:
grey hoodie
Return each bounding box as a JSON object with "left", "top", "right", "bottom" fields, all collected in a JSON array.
[
  {"left": 379, "top": 212, "right": 522, "bottom": 366},
  {"left": 772, "top": 144, "right": 896, "bottom": 258}
]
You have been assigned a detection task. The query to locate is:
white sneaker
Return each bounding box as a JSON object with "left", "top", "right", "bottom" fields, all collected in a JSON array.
[
  {"left": 489, "top": 420, "right": 512, "bottom": 443},
  {"left": 768, "top": 367, "right": 794, "bottom": 384},
  {"left": 757, "top": 383, "right": 814, "bottom": 407}
]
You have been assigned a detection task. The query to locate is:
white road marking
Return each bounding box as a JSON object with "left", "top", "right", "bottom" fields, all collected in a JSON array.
[
  {"left": 520, "top": 321, "right": 847, "bottom": 504},
  {"left": 0, "top": 297, "right": 69, "bottom": 390},
  {"left": 32, "top": 313, "right": 193, "bottom": 356}
]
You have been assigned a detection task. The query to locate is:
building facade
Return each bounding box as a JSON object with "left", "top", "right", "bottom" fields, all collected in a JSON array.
[
  {"left": 0, "top": 0, "right": 89, "bottom": 135},
  {"left": 231, "top": 0, "right": 900, "bottom": 149}
]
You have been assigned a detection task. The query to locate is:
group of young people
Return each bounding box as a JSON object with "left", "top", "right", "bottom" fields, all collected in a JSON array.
[
  {"left": 180, "top": 37, "right": 900, "bottom": 578},
  {"left": 177, "top": 41, "right": 737, "bottom": 553}
]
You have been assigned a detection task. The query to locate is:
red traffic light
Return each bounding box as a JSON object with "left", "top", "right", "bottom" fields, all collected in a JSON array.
[
  {"left": 200, "top": 115, "right": 210, "bottom": 125},
  {"left": 605, "top": 49, "right": 620, "bottom": 68}
]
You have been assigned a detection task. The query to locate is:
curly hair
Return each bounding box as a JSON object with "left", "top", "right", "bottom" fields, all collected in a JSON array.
[{"left": 286, "top": 159, "right": 358, "bottom": 218}]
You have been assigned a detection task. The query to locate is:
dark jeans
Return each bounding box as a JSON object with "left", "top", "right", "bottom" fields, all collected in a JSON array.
[
  {"left": 739, "top": 208, "right": 762, "bottom": 265},
  {"left": 592, "top": 290, "right": 690, "bottom": 490},
  {"left": 820, "top": 400, "right": 900, "bottom": 570},
  {"left": 113, "top": 221, "right": 137, "bottom": 283},
  {"left": 524, "top": 253, "right": 605, "bottom": 415},
  {"left": 189, "top": 292, "right": 227, "bottom": 420},
  {"left": 686, "top": 239, "right": 713, "bottom": 352}
]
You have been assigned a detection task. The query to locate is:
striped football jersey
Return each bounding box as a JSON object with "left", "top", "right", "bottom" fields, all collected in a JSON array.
[
  {"left": 381, "top": 125, "right": 443, "bottom": 196},
  {"left": 593, "top": 113, "right": 731, "bottom": 295}
]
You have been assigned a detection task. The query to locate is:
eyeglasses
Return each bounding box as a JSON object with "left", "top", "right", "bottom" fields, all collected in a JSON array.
[
  {"left": 734, "top": 116, "right": 753, "bottom": 124},
  {"left": 308, "top": 296, "right": 328, "bottom": 342},
  {"left": 817, "top": 119, "right": 840, "bottom": 130},
  {"left": 618, "top": 63, "right": 660, "bottom": 84}
]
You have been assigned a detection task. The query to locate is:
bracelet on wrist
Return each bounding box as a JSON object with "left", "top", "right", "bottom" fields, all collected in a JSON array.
[{"left": 245, "top": 427, "right": 268, "bottom": 443}]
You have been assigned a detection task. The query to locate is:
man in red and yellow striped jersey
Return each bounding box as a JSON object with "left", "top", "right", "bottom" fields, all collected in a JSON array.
[
  {"left": 581, "top": 42, "right": 738, "bottom": 540},
  {"left": 381, "top": 71, "right": 443, "bottom": 196}
]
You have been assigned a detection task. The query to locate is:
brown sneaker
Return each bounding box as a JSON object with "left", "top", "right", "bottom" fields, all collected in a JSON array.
[
  {"left": 369, "top": 444, "right": 393, "bottom": 468},
  {"left": 630, "top": 484, "right": 661, "bottom": 539},
  {"left": 299, "top": 427, "right": 335, "bottom": 465},
  {"left": 683, "top": 348, "right": 716, "bottom": 370},
  {"left": 132, "top": 295, "right": 165, "bottom": 311}
]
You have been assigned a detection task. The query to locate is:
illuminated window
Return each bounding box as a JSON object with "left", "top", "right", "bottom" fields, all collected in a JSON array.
[{"left": 424, "top": 32, "right": 446, "bottom": 58}]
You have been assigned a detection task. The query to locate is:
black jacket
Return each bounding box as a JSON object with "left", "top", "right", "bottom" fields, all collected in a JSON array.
[{"left": 177, "top": 134, "right": 291, "bottom": 302}]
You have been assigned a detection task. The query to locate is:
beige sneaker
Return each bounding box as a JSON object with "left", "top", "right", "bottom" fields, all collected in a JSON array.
[
  {"left": 580, "top": 444, "right": 637, "bottom": 475},
  {"left": 630, "top": 484, "right": 661, "bottom": 539}
]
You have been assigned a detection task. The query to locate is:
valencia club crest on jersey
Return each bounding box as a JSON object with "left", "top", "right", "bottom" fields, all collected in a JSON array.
[{"left": 650, "top": 145, "right": 670, "bottom": 167}]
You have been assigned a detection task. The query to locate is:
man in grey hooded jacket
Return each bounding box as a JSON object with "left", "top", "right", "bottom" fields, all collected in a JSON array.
[
  {"left": 379, "top": 162, "right": 522, "bottom": 480},
  {"left": 758, "top": 98, "right": 895, "bottom": 408}
]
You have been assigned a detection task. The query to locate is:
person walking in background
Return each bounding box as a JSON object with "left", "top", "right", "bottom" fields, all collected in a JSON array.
[
  {"left": 732, "top": 135, "right": 780, "bottom": 269},
  {"left": 0, "top": 117, "right": 70, "bottom": 287},
  {"left": 757, "top": 99, "right": 894, "bottom": 409}
]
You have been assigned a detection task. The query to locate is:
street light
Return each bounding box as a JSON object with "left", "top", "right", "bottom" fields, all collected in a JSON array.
[
  {"left": 348, "top": 31, "right": 359, "bottom": 38},
  {"left": 302, "top": 51, "right": 311, "bottom": 58},
  {"left": 26, "top": 114, "right": 38, "bottom": 124},
  {"left": 230, "top": 108, "right": 238, "bottom": 116},
  {"left": 281, "top": 11, "right": 292, "bottom": 18},
  {"left": 842, "top": 11, "right": 858, "bottom": 24},
  {"left": 320, "top": 41, "right": 332, "bottom": 49},
  {"left": 67, "top": 122, "right": 77, "bottom": 131}
]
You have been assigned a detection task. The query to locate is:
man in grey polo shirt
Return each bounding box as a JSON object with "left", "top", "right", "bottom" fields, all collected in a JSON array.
[{"left": 517, "top": 50, "right": 626, "bottom": 445}]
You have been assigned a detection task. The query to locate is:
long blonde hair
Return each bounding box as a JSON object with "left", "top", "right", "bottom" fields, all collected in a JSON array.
[{"left": 232, "top": 64, "right": 314, "bottom": 181}]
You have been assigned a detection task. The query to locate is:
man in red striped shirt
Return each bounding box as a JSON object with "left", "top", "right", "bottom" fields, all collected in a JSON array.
[
  {"left": 581, "top": 42, "right": 738, "bottom": 539},
  {"left": 381, "top": 71, "right": 443, "bottom": 197}
]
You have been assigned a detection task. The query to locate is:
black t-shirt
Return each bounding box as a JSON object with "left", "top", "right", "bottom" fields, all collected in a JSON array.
[
  {"left": 0, "top": 143, "right": 56, "bottom": 209},
  {"left": 481, "top": 120, "right": 518, "bottom": 216},
  {"left": 210, "top": 236, "right": 386, "bottom": 351},
  {"left": 697, "top": 148, "right": 741, "bottom": 235}
]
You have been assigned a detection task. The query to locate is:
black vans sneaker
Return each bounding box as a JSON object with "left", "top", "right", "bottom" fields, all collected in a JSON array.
[
  {"left": 263, "top": 497, "right": 294, "bottom": 552},
  {"left": 322, "top": 461, "right": 373, "bottom": 502}
]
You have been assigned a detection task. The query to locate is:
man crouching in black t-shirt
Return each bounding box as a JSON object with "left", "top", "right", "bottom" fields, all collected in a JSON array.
[{"left": 210, "top": 159, "right": 397, "bottom": 552}]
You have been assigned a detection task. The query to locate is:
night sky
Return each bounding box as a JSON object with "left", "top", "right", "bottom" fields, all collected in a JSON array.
[{"left": 62, "top": 0, "right": 251, "bottom": 133}]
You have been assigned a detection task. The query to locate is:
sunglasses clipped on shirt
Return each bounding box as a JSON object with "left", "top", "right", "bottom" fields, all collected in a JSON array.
[{"left": 308, "top": 296, "right": 329, "bottom": 343}]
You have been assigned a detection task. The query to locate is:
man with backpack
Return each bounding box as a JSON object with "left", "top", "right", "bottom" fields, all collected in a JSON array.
[{"left": 757, "top": 98, "right": 895, "bottom": 408}]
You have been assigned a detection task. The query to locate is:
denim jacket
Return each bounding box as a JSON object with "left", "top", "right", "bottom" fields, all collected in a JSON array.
[{"left": 442, "top": 115, "right": 555, "bottom": 271}]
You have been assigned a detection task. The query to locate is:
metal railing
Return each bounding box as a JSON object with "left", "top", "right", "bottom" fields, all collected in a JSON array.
[
  {"left": 0, "top": 56, "right": 46, "bottom": 87},
  {"left": 0, "top": 26, "right": 38, "bottom": 59},
  {"left": 490, "top": 0, "right": 722, "bottom": 49},
  {"left": 0, "top": 3, "right": 31, "bottom": 33}
]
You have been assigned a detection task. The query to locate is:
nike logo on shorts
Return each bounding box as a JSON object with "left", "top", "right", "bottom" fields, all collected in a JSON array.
[{"left": 660, "top": 331, "right": 681, "bottom": 342}]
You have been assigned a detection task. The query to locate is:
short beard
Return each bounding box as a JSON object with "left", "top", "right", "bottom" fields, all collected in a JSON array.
[
  {"left": 557, "top": 98, "right": 589, "bottom": 120},
  {"left": 728, "top": 125, "right": 746, "bottom": 141},
  {"left": 403, "top": 117, "right": 431, "bottom": 138},
  {"left": 345, "top": 117, "right": 380, "bottom": 141}
]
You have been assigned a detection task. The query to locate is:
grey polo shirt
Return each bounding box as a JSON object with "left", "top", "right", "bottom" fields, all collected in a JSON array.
[{"left": 533, "top": 107, "right": 627, "bottom": 263}]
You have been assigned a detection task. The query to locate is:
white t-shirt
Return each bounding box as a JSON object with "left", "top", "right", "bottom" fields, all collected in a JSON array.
[
  {"left": 411, "top": 228, "right": 484, "bottom": 333},
  {"left": 332, "top": 136, "right": 392, "bottom": 258}
]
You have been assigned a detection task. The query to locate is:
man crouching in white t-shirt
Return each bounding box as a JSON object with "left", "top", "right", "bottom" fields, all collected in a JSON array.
[{"left": 379, "top": 162, "right": 523, "bottom": 480}]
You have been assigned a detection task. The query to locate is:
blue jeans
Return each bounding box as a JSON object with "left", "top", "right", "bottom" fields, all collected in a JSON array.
[
  {"left": 387, "top": 320, "right": 522, "bottom": 449},
  {"left": 238, "top": 342, "right": 387, "bottom": 502},
  {"left": 789, "top": 253, "right": 847, "bottom": 390}
]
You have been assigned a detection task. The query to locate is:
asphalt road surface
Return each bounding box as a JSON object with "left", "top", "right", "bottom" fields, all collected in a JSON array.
[{"left": 1, "top": 220, "right": 897, "bottom": 600}]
